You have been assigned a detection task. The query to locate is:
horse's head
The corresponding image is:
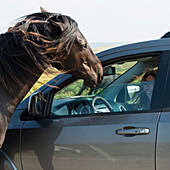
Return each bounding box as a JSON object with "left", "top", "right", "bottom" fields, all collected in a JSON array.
[
  {"left": 51, "top": 29, "right": 103, "bottom": 88},
  {"left": 42, "top": 9, "right": 103, "bottom": 88},
  {"left": 9, "top": 8, "right": 103, "bottom": 88}
]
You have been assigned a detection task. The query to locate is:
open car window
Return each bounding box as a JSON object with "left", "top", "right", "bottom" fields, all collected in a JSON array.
[{"left": 50, "top": 54, "right": 160, "bottom": 117}]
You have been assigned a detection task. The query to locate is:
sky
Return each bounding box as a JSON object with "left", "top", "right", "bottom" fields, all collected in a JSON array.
[{"left": 1, "top": 0, "right": 170, "bottom": 44}]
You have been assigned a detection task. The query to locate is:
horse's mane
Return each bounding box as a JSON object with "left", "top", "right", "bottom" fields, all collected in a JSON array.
[{"left": 0, "top": 12, "right": 78, "bottom": 96}]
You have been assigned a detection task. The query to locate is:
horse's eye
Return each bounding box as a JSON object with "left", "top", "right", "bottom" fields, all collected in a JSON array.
[
  {"left": 82, "top": 43, "right": 87, "bottom": 49},
  {"left": 84, "top": 61, "right": 88, "bottom": 65}
]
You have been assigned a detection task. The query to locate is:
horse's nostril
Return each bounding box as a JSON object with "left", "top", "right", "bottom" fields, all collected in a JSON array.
[
  {"left": 98, "top": 75, "right": 103, "bottom": 83},
  {"left": 101, "top": 75, "right": 103, "bottom": 81},
  {"left": 91, "top": 79, "right": 95, "bottom": 85}
]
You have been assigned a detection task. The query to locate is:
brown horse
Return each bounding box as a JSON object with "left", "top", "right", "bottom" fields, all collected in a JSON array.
[{"left": 0, "top": 8, "right": 103, "bottom": 147}]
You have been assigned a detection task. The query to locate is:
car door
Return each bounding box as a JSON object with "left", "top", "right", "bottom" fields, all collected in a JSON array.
[{"left": 20, "top": 51, "right": 167, "bottom": 170}]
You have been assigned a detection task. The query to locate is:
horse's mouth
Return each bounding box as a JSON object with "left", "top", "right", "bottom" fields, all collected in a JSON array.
[
  {"left": 84, "top": 75, "right": 103, "bottom": 89},
  {"left": 84, "top": 80, "right": 97, "bottom": 89}
]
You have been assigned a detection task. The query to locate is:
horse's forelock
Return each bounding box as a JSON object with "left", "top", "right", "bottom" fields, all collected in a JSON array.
[
  {"left": 22, "top": 13, "right": 78, "bottom": 61},
  {"left": 12, "top": 12, "right": 78, "bottom": 50}
]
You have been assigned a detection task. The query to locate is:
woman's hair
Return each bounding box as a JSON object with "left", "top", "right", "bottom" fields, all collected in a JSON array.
[{"left": 141, "top": 69, "right": 157, "bottom": 82}]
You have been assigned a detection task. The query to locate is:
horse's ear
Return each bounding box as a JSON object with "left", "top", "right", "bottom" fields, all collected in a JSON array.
[
  {"left": 48, "top": 19, "right": 64, "bottom": 33},
  {"left": 40, "top": 7, "right": 48, "bottom": 13},
  {"left": 54, "top": 22, "right": 64, "bottom": 32}
]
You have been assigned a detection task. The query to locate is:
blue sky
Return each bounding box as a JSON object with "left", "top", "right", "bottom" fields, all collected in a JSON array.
[{"left": 1, "top": 0, "right": 170, "bottom": 43}]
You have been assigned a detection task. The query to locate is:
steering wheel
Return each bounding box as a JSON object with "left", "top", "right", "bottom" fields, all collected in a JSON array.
[{"left": 92, "top": 96, "right": 113, "bottom": 112}]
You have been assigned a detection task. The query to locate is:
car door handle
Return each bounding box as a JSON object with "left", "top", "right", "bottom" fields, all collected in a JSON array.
[{"left": 115, "top": 126, "right": 150, "bottom": 136}]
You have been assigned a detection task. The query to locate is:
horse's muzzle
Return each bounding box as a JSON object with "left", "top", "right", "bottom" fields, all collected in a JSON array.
[{"left": 97, "top": 74, "right": 103, "bottom": 86}]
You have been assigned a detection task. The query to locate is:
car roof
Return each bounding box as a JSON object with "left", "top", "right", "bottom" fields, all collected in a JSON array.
[{"left": 97, "top": 38, "right": 170, "bottom": 62}]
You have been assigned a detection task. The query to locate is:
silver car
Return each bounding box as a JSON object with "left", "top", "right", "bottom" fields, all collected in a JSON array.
[{"left": 1, "top": 34, "right": 170, "bottom": 170}]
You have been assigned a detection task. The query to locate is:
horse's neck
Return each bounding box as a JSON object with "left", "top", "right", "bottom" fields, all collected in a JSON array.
[
  {"left": 0, "top": 73, "right": 41, "bottom": 148},
  {"left": 0, "top": 31, "right": 42, "bottom": 105},
  {"left": 0, "top": 32, "right": 43, "bottom": 147},
  {"left": 0, "top": 32, "right": 23, "bottom": 56}
]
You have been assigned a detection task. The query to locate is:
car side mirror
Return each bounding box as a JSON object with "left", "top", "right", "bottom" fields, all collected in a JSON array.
[{"left": 28, "top": 92, "right": 45, "bottom": 117}]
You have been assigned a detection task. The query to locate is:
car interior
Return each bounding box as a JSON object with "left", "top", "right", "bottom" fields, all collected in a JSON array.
[{"left": 50, "top": 54, "right": 160, "bottom": 117}]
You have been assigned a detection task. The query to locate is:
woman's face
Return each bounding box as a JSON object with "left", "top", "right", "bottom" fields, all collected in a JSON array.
[{"left": 145, "top": 75, "right": 155, "bottom": 81}]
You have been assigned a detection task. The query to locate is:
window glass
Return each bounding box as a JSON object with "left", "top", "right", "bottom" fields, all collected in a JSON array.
[
  {"left": 54, "top": 79, "right": 91, "bottom": 99},
  {"left": 50, "top": 55, "right": 160, "bottom": 116}
]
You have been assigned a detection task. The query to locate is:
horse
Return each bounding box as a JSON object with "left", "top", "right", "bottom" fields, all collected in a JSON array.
[{"left": 0, "top": 7, "right": 103, "bottom": 147}]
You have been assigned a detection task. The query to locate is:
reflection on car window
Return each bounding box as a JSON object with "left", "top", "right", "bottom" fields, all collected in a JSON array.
[
  {"left": 54, "top": 79, "right": 91, "bottom": 99},
  {"left": 50, "top": 55, "right": 160, "bottom": 116}
]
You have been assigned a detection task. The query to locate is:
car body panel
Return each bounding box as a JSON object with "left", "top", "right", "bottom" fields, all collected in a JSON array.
[
  {"left": 98, "top": 38, "right": 170, "bottom": 62},
  {"left": 156, "top": 112, "right": 170, "bottom": 170},
  {"left": 21, "top": 112, "right": 159, "bottom": 170}
]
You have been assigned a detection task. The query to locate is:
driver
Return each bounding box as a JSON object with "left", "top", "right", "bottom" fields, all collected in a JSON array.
[{"left": 139, "top": 69, "right": 157, "bottom": 110}]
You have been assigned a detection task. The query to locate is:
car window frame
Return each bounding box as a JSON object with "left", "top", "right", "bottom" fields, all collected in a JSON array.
[
  {"left": 151, "top": 51, "right": 170, "bottom": 111},
  {"left": 44, "top": 51, "right": 167, "bottom": 119},
  {"left": 161, "top": 51, "right": 170, "bottom": 111}
]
